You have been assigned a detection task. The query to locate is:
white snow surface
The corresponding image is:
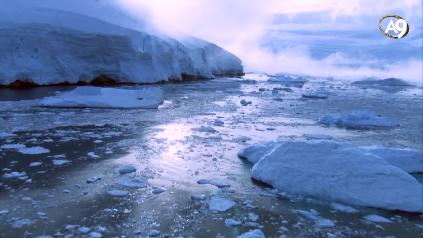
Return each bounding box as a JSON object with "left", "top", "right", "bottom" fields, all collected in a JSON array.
[
  {"left": 0, "top": 3, "right": 243, "bottom": 86},
  {"left": 243, "top": 140, "right": 423, "bottom": 213},
  {"left": 319, "top": 110, "right": 399, "bottom": 129},
  {"left": 39, "top": 87, "right": 164, "bottom": 109}
]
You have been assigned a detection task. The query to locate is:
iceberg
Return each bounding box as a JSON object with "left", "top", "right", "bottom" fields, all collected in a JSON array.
[
  {"left": 240, "top": 140, "right": 423, "bottom": 213},
  {"left": 0, "top": 3, "right": 243, "bottom": 87}
]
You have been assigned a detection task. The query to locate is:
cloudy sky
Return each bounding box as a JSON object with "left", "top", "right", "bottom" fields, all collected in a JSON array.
[{"left": 111, "top": 0, "right": 422, "bottom": 82}]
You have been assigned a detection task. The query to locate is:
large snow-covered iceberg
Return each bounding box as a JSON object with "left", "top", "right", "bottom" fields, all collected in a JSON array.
[
  {"left": 0, "top": 3, "right": 243, "bottom": 87},
  {"left": 39, "top": 86, "right": 164, "bottom": 109},
  {"left": 240, "top": 140, "right": 423, "bottom": 213}
]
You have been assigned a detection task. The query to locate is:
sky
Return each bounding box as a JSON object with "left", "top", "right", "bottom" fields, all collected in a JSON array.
[{"left": 111, "top": 0, "right": 422, "bottom": 83}]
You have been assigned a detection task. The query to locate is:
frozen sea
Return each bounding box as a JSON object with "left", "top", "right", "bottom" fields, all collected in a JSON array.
[{"left": 0, "top": 74, "right": 422, "bottom": 237}]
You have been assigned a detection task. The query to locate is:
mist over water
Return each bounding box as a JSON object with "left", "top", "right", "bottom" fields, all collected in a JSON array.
[{"left": 113, "top": 0, "right": 423, "bottom": 83}]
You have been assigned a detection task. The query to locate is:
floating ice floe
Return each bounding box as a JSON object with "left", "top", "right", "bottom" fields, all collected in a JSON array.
[
  {"left": 18, "top": 146, "right": 50, "bottom": 155},
  {"left": 39, "top": 87, "right": 164, "bottom": 109},
  {"left": 209, "top": 196, "right": 236, "bottom": 212},
  {"left": 319, "top": 110, "right": 399, "bottom": 129},
  {"left": 236, "top": 229, "right": 265, "bottom": 238},
  {"left": 237, "top": 141, "right": 277, "bottom": 164},
  {"left": 87, "top": 152, "right": 99, "bottom": 159},
  {"left": 240, "top": 140, "right": 423, "bottom": 213}
]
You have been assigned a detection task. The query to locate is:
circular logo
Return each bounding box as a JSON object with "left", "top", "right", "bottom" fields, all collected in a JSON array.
[{"left": 378, "top": 15, "right": 409, "bottom": 39}]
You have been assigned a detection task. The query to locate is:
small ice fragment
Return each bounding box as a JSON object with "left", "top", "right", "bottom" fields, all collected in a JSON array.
[
  {"left": 87, "top": 177, "right": 101, "bottom": 184},
  {"left": 209, "top": 196, "right": 236, "bottom": 212},
  {"left": 149, "top": 229, "right": 161, "bottom": 237},
  {"left": 18, "top": 146, "right": 50, "bottom": 155},
  {"left": 29, "top": 162, "right": 43, "bottom": 167},
  {"left": 363, "top": 214, "right": 393, "bottom": 223},
  {"left": 225, "top": 218, "right": 242, "bottom": 226},
  {"left": 78, "top": 226, "right": 91, "bottom": 234},
  {"left": 87, "top": 152, "right": 99, "bottom": 159},
  {"left": 107, "top": 190, "right": 129, "bottom": 196},
  {"left": 191, "top": 194, "right": 206, "bottom": 201},
  {"left": 52, "top": 160, "right": 71, "bottom": 166},
  {"left": 118, "top": 165, "right": 137, "bottom": 175},
  {"left": 236, "top": 229, "right": 265, "bottom": 238},
  {"left": 114, "top": 177, "right": 147, "bottom": 188}
]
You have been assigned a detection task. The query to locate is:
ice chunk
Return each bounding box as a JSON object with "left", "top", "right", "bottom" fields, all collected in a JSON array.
[
  {"left": 0, "top": 132, "right": 15, "bottom": 138},
  {"left": 114, "top": 177, "right": 148, "bottom": 188},
  {"left": 29, "top": 162, "right": 43, "bottom": 167},
  {"left": 250, "top": 140, "right": 423, "bottom": 213},
  {"left": 87, "top": 177, "right": 101, "bottom": 184},
  {"left": 152, "top": 187, "right": 166, "bottom": 194},
  {"left": 107, "top": 190, "right": 129, "bottom": 196},
  {"left": 236, "top": 229, "right": 265, "bottom": 238},
  {"left": 363, "top": 214, "right": 392, "bottom": 223},
  {"left": 11, "top": 218, "right": 34, "bottom": 228},
  {"left": 18, "top": 146, "right": 50, "bottom": 155},
  {"left": 87, "top": 152, "right": 100, "bottom": 159},
  {"left": 209, "top": 196, "right": 236, "bottom": 212},
  {"left": 3, "top": 171, "right": 27, "bottom": 179},
  {"left": 319, "top": 111, "right": 398, "bottom": 129},
  {"left": 225, "top": 218, "right": 242, "bottom": 226},
  {"left": 118, "top": 165, "right": 137, "bottom": 175},
  {"left": 40, "top": 87, "right": 164, "bottom": 109},
  {"left": 52, "top": 160, "right": 71, "bottom": 166},
  {"left": 268, "top": 74, "right": 308, "bottom": 88},
  {"left": 148, "top": 229, "right": 161, "bottom": 237}
]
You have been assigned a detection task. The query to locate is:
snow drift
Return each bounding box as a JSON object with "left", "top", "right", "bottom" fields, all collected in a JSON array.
[
  {"left": 0, "top": 5, "right": 243, "bottom": 87},
  {"left": 39, "top": 86, "right": 164, "bottom": 109},
  {"left": 239, "top": 140, "right": 423, "bottom": 213}
]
